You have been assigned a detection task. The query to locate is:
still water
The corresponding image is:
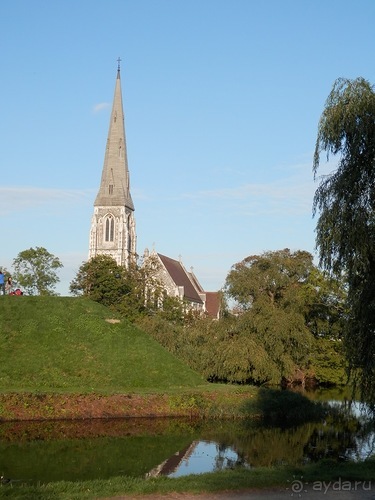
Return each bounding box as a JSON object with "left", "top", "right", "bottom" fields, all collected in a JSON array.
[{"left": 0, "top": 390, "right": 374, "bottom": 484}]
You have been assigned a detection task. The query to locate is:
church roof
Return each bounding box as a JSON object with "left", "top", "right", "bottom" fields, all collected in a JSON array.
[
  {"left": 94, "top": 62, "right": 134, "bottom": 210},
  {"left": 158, "top": 253, "right": 203, "bottom": 304},
  {"left": 205, "top": 292, "right": 221, "bottom": 319},
  {"left": 188, "top": 270, "right": 204, "bottom": 293}
]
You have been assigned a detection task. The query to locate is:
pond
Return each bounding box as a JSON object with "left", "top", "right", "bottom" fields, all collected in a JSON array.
[{"left": 0, "top": 390, "right": 374, "bottom": 484}]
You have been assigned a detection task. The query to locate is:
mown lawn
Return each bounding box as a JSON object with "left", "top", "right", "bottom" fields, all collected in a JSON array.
[{"left": 0, "top": 296, "right": 206, "bottom": 393}]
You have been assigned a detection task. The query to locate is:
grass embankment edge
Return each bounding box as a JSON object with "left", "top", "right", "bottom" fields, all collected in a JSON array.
[
  {"left": 0, "top": 386, "right": 258, "bottom": 421},
  {"left": 2, "top": 460, "right": 374, "bottom": 499}
]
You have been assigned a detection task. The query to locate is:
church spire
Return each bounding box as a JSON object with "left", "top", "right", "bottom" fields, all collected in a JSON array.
[
  {"left": 89, "top": 61, "right": 137, "bottom": 267},
  {"left": 94, "top": 59, "right": 133, "bottom": 210}
]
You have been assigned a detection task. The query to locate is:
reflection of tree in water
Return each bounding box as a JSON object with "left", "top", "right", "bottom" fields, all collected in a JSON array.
[
  {"left": 233, "top": 425, "right": 311, "bottom": 467},
  {"left": 201, "top": 416, "right": 372, "bottom": 468},
  {"left": 212, "top": 442, "right": 248, "bottom": 472},
  {"left": 303, "top": 422, "right": 359, "bottom": 462},
  {"left": 303, "top": 406, "right": 375, "bottom": 463},
  {"left": 346, "top": 421, "right": 375, "bottom": 461},
  {"left": 213, "top": 443, "right": 226, "bottom": 471}
]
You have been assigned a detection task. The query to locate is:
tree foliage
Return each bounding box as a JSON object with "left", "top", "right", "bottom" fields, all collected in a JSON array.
[
  {"left": 12, "top": 247, "right": 63, "bottom": 296},
  {"left": 116, "top": 254, "right": 168, "bottom": 321},
  {"left": 225, "top": 249, "right": 314, "bottom": 310},
  {"left": 139, "top": 249, "right": 346, "bottom": 386},
  {"left": 222, "top": 249, "right": 346, "bottom": 384},
  {"left": 70, "top": 254, "right": 170, "bottom": 321},
  {"left": 70, "top": 255, "right": 132, "bottom": 307},
  {"left": 69, "top": 250, "right": 347, "bottom": 387},
  {"left": 225, "top": 249, "right": 345, "bottom": 338},
  {"left": 313, "top": 77, "right": 375, "bottom": 403},
  {"left": 301, "top": 266, "right": 347, "bottom": 340}
]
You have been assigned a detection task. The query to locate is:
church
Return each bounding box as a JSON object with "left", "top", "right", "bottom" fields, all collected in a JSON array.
[{"left": 89, "top": 62, "right": 220, "bottom": 319}]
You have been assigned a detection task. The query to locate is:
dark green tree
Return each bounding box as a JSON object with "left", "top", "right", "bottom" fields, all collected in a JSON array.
[
  {"left": 225, "top": 248, "right": 314, "bottom": 311},
  {"left": 224, "top": 249, "right": 346, "bottom": 385},
  {"left": 12, "top": 247, "right": 63, "bottom": 296},
  {"left": 313, "top": 77, "right": 375, "bottom": 403},
  {"left": 116, "top": 255, "right": 166, "bottom": 320},
  {"left": 70, "top": 254, "right": 167, "bottom": 320},
  {"left": 224, "top": 250, "right": 315, "bottom": 382},
  {"left": 300, "top": 266, "right": 347, "bottom": 339},
  {"left": 70, "top": 255, "right": 131, "bottom": 307}
]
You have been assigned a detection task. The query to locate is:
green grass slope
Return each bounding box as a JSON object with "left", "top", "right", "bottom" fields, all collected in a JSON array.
[{"left": 0, "top": 296, "right": 206, "bottom": 393}]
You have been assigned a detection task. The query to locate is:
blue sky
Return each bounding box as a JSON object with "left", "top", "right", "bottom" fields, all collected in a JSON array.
[{"left": 1, "top": 0, "right": 375, "bottom": 295}]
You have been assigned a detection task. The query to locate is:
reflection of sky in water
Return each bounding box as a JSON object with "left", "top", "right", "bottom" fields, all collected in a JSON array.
[
  {"left": 168, "top": 441, "right": 250, "bottom": 478},
  {"left": 347, "top": 434, "right": 375, "bottom": 461},
  {"left": 328, "top": 400, "right": 375, "bottom": 461}
]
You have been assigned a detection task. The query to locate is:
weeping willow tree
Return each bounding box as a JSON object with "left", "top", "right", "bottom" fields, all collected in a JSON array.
[{"left": 313, "top": 77, "right": 375, "bottom": 405}]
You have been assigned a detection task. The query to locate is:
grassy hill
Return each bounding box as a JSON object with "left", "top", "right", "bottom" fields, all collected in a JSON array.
[{"left": 0, "top": 296, "right": 207, "bottom": 393}]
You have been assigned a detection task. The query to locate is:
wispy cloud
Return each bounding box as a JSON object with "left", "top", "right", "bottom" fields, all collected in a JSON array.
[
  {"left": 180, "top": 164, "right": 316, "bottom": 216},
  {"left": 0, "top": 187, "right": 93, "bottom": 215},
  {"left": 131, "top": 187, "right": 150, "bottom": 201},
  {"left": 93, "top": 102, "right": 110, "bottom": 113},
  {"left": 137, "top": 161, "right": 317, "bottom": 217}
]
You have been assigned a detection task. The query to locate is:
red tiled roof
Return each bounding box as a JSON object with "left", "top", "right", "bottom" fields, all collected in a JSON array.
[
  {"left": 188, "top": 271, "right": 204, "bottom": 293},
  {"left": 205, "top": 292, "right": 221, "bottom": 318},
  {"left": 158, "top": 254, "right": 203, "bottom": 304}
]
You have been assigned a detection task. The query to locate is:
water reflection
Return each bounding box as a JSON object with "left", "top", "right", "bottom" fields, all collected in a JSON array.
[
  {"left": 0, "top": 397, "right": 373, "bottom": 484},
  {"left": 0, "top": 418, "right": 197, "bottom": 483},
  {"left": 148, "top": 440, "right": 250, "bottom": 478}
]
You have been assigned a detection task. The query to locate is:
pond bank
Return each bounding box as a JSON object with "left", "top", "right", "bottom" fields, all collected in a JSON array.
[{"left": 0, "top": 390, "right": 255, "bottom": 421}]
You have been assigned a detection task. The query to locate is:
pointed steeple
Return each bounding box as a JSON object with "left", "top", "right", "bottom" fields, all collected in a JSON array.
[
  {"left": 89, "top": 61, "right": 136, "bottom": 267},
  {"left": 94, "top": 59, "right": 134, "bottom": 210}
]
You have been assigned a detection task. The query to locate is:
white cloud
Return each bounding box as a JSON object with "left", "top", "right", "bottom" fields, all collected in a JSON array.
[{"left": 93, "top": 102, "right": 110, "bottom": 113}]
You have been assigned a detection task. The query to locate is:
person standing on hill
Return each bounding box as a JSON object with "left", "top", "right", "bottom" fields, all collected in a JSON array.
[
  {"left": 0, "top": 270, "right": 5, "bottom": 295},
  {"left": 5, "top": 276, "right": 12, "bottom": 295}
]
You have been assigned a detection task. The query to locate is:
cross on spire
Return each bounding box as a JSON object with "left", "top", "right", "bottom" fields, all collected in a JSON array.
[{"left": 117, "top": 57, "right": 122, "bottom": 72}]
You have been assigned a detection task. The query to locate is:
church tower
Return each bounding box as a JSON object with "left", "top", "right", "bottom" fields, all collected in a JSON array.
[{"left": 89, "top": 60, "right": 136, "bottom": 267}]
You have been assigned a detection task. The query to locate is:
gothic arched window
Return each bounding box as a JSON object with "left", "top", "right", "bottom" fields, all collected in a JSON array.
[
  {"left": 105, "top": 216, "right": 114, "bottom": 242},
  {"left": 127, "top": 216, "right": 132, "bottom": 251}
]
